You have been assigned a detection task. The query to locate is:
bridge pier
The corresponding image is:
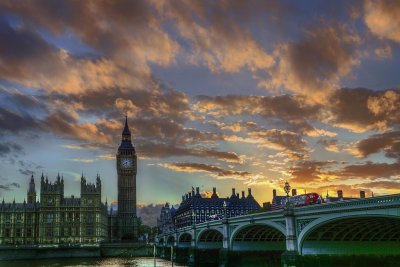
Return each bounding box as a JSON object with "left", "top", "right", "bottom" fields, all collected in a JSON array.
[
  {"left": 219, "top": 218, "right": 230, "bottom": 267},
  {"left": 188, "top": 225, "right": 197, "bottom": 267},
  {"left": 218, "top": 249, "right": 229, "bottom": 267},
  {"left": 282, "top": 204, "right": 300, "bottom": 267},
  {"left": 158, "top": 246, "right": 166, "bottom": 259}
]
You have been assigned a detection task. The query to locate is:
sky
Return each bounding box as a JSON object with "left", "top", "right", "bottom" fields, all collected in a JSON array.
[{"left": 1, "top": 1, "right": 400, "bottom": 216}]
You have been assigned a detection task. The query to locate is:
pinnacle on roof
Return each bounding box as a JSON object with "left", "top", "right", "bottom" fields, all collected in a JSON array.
[{"left": 122, "top": 114, "right": 130, "bottom": 135}]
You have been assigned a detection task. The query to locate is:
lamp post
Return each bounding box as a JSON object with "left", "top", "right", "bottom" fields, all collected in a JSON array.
[
  {"left": 282, "top": 180, "right": 299, "bottom": 266},
  {"left": 223, "top": 200, "right": 227, "bottom": 219},
  {"left": 284, "top": 181, "right": 291, "bottom": 197}
]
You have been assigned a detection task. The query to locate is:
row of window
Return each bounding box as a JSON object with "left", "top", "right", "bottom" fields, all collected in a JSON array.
[
  {"left": 2, "top": 228, "right": 35, "bottom": 238},
  {"left": 44, "top": 227, "right": 102, "bottom": 237}
]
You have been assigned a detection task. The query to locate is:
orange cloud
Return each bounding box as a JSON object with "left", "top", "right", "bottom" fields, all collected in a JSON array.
[
  {"left": 364, "top": 1, "right": 400, "bottom": 43},
  {"left": 263, "top": 24, "right": 361, "bottom": 103}
]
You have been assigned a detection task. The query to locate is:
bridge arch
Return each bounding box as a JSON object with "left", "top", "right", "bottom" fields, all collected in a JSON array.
[
  {"left": 177, "top": 232, "right": 192, "bottom": 248},
  {"left": 230, "top": 223, "right": 286, "bottom": 251},
  {"left": 299, "top": 215, "right": 400, "bottom": 255},
  {"left": 197, "top": 229, "right": 223, "bottom": 249}
]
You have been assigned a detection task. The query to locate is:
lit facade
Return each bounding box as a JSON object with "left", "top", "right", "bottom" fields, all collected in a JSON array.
[
  {"left": 0, "top": 174, "right": 108, "bottom": 245},
  {"left": 173, "top": 187, "right": 261, "bottom": 229}
]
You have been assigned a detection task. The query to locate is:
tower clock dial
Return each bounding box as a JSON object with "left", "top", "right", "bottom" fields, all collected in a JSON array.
[{"left": 121, "top": 158, "right": 132, "bottom": 168}]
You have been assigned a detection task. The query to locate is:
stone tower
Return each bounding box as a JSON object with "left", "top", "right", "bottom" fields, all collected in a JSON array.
[
  {"left": 116, "top": 116, "right": 137, "bottom": 240},
  {"left": 27, "top": 174, "right": 36, "bottom": 204}
]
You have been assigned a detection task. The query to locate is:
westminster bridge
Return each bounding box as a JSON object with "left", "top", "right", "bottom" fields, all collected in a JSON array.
[{"left": 156, "top": 194, "right": 400, "bottom": 266}]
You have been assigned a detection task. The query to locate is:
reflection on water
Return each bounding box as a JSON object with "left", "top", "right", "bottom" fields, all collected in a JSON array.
[{"left": 0, "top": 257, "right": 187, "bottom": 267}]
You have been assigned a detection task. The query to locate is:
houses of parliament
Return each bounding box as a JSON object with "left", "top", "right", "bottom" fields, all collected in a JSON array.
[{"left": 0, "top": 117, "right": 138, "bottom": 245}]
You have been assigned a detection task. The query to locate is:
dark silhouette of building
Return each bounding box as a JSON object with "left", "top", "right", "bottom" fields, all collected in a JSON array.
[
  {"left": 157, "top": 202, "right": 176, "bottom": 234},
  {"left": 114, "top": 116, "right": 138, "bottom": 240},
  {"left": 173, "top": 187, "right": 260, "bottom": 229}
]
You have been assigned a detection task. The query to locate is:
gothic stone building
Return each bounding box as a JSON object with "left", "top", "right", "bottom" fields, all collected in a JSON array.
[
  {"left": 0, "top": 174, "right": 108, "bottom": 245},
  {"left": 0, "top": 117, "right": 139, "bottom": 245},
  {"left": 157, "top": 202, "right": 176, "bottom": 234}
]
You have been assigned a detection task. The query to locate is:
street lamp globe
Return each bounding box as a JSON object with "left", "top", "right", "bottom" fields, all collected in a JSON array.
[{"left": 284, "top": 181, "right": 291, "bottom": 197}]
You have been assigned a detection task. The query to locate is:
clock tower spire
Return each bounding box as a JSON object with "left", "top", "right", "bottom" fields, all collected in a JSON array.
[{"left": 116, "top": 115, "right": 137, "bottom": 240}]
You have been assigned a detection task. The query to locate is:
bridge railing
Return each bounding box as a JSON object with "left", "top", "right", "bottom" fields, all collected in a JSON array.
[{"left": 294, "top": 193, "right": 400, "bottom": 213}]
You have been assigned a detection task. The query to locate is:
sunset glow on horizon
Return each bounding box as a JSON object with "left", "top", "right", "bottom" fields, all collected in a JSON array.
[{"left": 0, "top": 0, "right": 400, "bottom": 221}]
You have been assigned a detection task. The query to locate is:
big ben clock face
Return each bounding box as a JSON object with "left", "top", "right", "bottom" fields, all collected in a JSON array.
[{"left": 121, "top": 158, "right": 132, "bottom": 168}]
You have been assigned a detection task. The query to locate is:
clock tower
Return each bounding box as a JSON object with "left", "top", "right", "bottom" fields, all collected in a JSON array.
[{"left": 116, "top": 116, "right": 137, "bottom": 240}]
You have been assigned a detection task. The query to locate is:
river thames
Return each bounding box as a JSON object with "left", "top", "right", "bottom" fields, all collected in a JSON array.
[{"left": 0, "top": 257, "right": 186, "bottom": 267}]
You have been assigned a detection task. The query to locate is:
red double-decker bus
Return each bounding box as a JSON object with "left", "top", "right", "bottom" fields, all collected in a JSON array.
[
  {"left": 289, "top": 193, "right": 322, "bottom": 206},
  {"left": 271, "top": 193, "right": 322, "bottom": 210}
]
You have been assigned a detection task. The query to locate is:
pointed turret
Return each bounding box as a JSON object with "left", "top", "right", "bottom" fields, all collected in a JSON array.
[
  {"left": 28, "top": 174, "right": 37, "bottom": 204},
  {"left": 119, "top": 115, "right": 134, "bottom": 149},
  {"left": 123, "top": 114, "right": 130, "bottom": 135}
]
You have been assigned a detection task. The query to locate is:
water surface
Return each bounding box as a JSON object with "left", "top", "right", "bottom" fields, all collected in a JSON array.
[{"left": 0, "top": 257, "right": 186, "bottom": 267}]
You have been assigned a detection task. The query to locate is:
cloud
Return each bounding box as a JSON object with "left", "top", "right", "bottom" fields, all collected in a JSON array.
[
  {"left": 44, "top": 111, "right": 112, "bottom": 144},
  {"left": 317, "top": 139, "right": 339, "bottom": 152},
  {"left": 249, "top": 129, "right": 308, "bottom": 152},
  {"left": 195, "top": 94, "right": 322, "bottom": 136},
  {"left": 329, "top": 88, "right": 400, "bottom": 133},
  {"left": 264, "top": 23, "right": 361, "bottom": 103},
  {"left": 155, "top": 0, "right": 275, "bottom": 73},
  {"left": 159, "top": 163, "right": 224, "bottom": 173},
  {"left": 68, "top": 158, "right": 94, "bottom": 163},
  {"left": 0, "top": 107, "right": 42, "bottom": 134},
  {"left": 333, "top": 161, "right": 400, "bottom": 179},
  {"left": 159, "top": 162, "right": 251, "bottom": 180},
  {"left": 137, "top": 203, "right": 165, "bottom": 227},
  {"left": 0, "top": 17, "right": 147, "bottom": 94},
  {"left": 16, "top": 160, "right": 42, "bottom": 176},
  {"left": 96, "top": 154, "right": 115, "bottom": 160},
  {"left": 355, "top": 180, "right": 400, "bottom": 190},
  {"left": 367, "top": 90, "right": 400, "bottom": 122},
  {"left": 138, "top": 143, "right": 241, "bottom": 163},
  {"left": 0, "top": 182, "right": 21, "bottom": 192},
  {"left": 289, "top": 160, "right": 336, "bottom": 183},
  {"left": 364, "top": 1, "right": 400, "bottom": 43},
  {"left": 374, "top": 44, "right": 392, "bottom": 59},
  {"left": 0, "top": 142, "right": 23, "bottom": 157},
  {"left": 350, "top": 131, "right": 400, "bottom": 159},
  {"left": 1, "top": 1, "right": 179, "bottom": 82}
]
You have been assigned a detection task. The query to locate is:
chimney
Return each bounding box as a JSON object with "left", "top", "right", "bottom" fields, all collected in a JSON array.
[
  {"left": 196, "top": 187, "right": 200, "bottom": 196},
  {"left": 212, "top": 187, "right": 218, "bottom": 198},
  {"left": 360, "top": 191, "right": 365, "bottom": 199},
  {"left": 192, "top": 187, "right": 195, "bottom": 196},
  {"left": 241, "top": 191, "right": 245, "bottom": 198},
  {"left": 236, "top": 193, "right": 239, "bottom": 198},
  {"left": 292, "top": 189, "right": 297, "bottom": 196},
  {"left": 185, "top": 193, "right": 188, "bottom": 200},
  {"left": 263, "top": 202, "right": 271, "bottom": 210},
  {"left": 189, "top": 192, "right": 192, "bottom": 198},
  {"left": 248, "top": 188, "right": 252, "bottom": 196},
  {"left": 337, "top": 190, "right": 343, "bottom": 199},
  {"left": 232, "top": 188, "right": 236, "bottom": 196},
  {"left": 273, "top": 189, "right": 277, "bottom": 198}
]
